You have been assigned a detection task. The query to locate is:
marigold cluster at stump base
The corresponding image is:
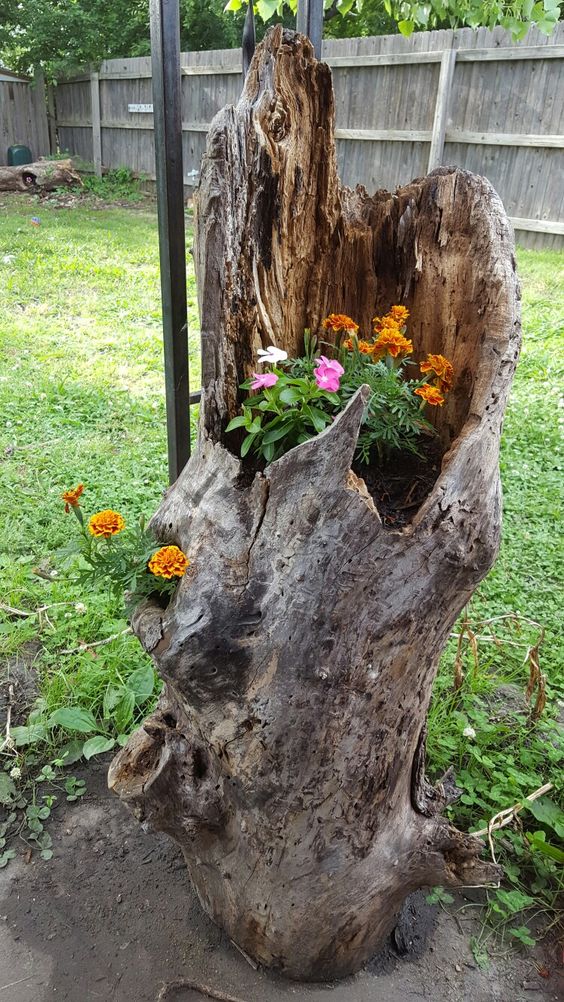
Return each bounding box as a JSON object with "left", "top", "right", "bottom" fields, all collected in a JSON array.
[
  {"left": 148, "top": 545, "right": 190, "bottom": 579},
  {"left": 88, "top": 509, "right": 125, "bottom": 538}
]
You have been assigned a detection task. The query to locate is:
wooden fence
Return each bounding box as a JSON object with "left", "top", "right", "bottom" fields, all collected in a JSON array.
[
  {"left": 56, "top": 24, "right": 564, "bottom": 248},
  {"left": 0, "top": 68, "right": 51, "bottom": 165}
]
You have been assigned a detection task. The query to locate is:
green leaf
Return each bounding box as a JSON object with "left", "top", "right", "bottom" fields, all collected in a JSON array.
[
  {"left": 82, "top": 735, "right": 116, "bottom": 760},
  {"left": 262, "top": 422, "right": 293, "bottom": 445},
  {"left": 126, "top": 665, "right": 155, "bottom": 703},
  {"left": 398, "top": 19, "right": 415, "bottom": 35},
  {"left": 526, "top": 797, "right": 564, "bottom": 837},
  {"left": 49, "top": 707, "right": 98, "bottom": 733},
  {"left": 509, "top": 925, "right": 536, "bottom": 947},
  {"left": 103, "top": 685, "right": 123, "bottom": 718},
  {"left": 10, "top": 723, "right": 48, "bottom": 746},
  {"left": 526, "top": 831, "right": 564, "bottom": 862},
  {"left": 224, "top": 0, "right": 243, "bottom": 9},
  {"left": 225, "top": 414, "right": 248, "bottom": 432},
  {"left": 0, "top": 773, "right": 16, "bottom": 805},
  {"left": 240, "top": 433, "right": 257, "bottom": 458},
  {"left": 58, "top": 738, "right": 88, "bottom": 766},
  {"left": 256, "top": 0, "right": 279, "bottom": 20},
  {"left": 279, "top": 387, "right": 303, "bottom": 405},
  {"left": 0, "top": 849, "right": 16, "bottom": 868},
  {"left": 114, "top": 689, "right": 135, "bottom": 734}
]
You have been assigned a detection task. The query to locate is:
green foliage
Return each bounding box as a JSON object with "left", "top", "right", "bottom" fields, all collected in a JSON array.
[
  {"left": 427, "top": 611, "right": 563, "bottom": 950},
  {"left": 0, "top": 0, "right": 248, "bottom": 76},
  {"left": 81, "top": 167, "right": 144, "bottom": 203},
  {"left": 237, "top": 0, "right": 561, "bottom": 39},
  {"left": 59, "top": 504, "right": 181, "bottom": 610},
  {"left": 225, "top": 356, "right": 338, "bottom": 462},
  {"left": 226, "top": 326, "right": 437, "bottom": 465}
]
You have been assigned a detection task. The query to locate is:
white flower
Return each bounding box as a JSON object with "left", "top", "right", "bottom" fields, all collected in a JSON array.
[
  {"left": 10, "top": 766, "right": 21, "bottom": 779},
  {"left": 463, "top": 725, "right": 476, "bottom": 739},
  {"left": 75, "top": 602, "right": 87, "bottom": 615},
  {"left": 257, "top": 346, "right": 288, "bottom": 365}
]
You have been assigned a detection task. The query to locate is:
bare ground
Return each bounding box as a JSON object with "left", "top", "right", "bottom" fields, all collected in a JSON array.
[{"left": 0, "top": 759, "right": 561, "bottom": 1002}]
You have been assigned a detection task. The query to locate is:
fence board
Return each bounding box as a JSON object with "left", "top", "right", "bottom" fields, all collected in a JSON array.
[
  {"left": 0, "top": 72, "right": 50, "bottom": 165},
  {"left": 55, "top": 23, "right": 564, "bottom": 248}
]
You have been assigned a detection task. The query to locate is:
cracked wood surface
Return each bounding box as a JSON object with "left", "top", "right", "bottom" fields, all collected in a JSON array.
[{"left": 109, "top": 27, "right": 520, "bottom": 981}]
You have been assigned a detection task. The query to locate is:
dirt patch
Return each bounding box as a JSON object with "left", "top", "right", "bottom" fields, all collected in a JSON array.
[
  {"left": 0, "top": 758, "right": 561, "bottom": 1002},
  {"left": 352, "top": 437, "right": 443, "bottom": 529}
]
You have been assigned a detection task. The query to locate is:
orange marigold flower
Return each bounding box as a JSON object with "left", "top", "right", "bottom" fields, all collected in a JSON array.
[
  {"left": 388, "top": 305, "right": 410, "bottom": 324},
  {"left": 322, "top": 313, "right": 359, "bottom": 334},
  {"left": 415, "top": 384, "right": 445, "bottom": 407},
  {"left": 373, "top": 315, "right": 400, "bottom": 333},
  {"left": 148, "top": 545, "right": 190, "bottom": 580},
  {"left": 372, "top": 329, "right": 413, "bottom": 359},
  {"left": 62, "top": 483, "right": 84, "bottom": 513},
  {"left": 420, "top": 353, "right": 454, "bottom": 391},
  {"left": 88, "top": 509, "right": 125, "bottom": 538}
]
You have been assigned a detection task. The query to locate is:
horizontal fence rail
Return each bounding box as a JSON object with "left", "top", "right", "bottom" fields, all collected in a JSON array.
[{"left": 55, "top": 24, "right": 564, "bottom": 249}]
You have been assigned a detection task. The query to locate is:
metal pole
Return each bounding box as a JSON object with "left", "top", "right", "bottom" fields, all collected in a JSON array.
[
  {"left": 242, "top": 0, "right": 256, "bottom": 78},
  {"left": 296, "top": 0, "right": 324, "bottom": 58},
  {"left": 150, "top": 0, "right": 190, "bottom": 484}
]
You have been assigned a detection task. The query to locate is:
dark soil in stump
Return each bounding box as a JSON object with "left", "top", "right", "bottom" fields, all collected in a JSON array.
[{"left": 353, "top": 437, "right": 443, "bottom": 528}]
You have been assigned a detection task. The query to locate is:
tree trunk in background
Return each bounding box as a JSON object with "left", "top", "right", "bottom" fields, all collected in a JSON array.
[
  {"left": 109, "top": 27, "right": 520, "bottom": 981},
  {"left": 0, "top": 159, "right": 81, "bottom": 192}
]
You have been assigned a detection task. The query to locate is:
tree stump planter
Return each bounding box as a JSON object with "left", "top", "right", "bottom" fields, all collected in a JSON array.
[{"left": 109, "top": 27, "right": 521, "bottom": 982}]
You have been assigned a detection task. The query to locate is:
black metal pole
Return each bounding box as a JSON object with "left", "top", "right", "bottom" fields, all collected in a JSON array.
[
  {"left": 242, "top": 0, "right": 256, "bottom": 78},
  {"left": 296, "top": 0, "right": 324, "bottom": 58},
  {"left": 150, "top": 0, "right": 190, "bottom": 484}
]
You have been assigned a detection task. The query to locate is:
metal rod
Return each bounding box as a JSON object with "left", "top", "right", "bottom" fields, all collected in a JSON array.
[
  {"left": 150, "top": 0, "right": 191, "bottom": 484},
  {"left": 296, "top": 0, "right": 324, "bottom": 58},
  {"left": 242, "top": 0, "right": 256, "bottom": 78}
]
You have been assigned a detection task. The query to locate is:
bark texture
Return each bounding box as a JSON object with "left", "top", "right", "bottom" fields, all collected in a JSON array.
[
  {"left": 109, "top": 27, "right": 520, "bottom": 981},
  {"left": 0, "top": 158, "right": 81, "bottom": 192}
]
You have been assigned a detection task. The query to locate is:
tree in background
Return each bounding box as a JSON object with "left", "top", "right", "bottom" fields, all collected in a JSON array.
[{"left": 0, "top": 0, "right": 560, "bottom": 75}]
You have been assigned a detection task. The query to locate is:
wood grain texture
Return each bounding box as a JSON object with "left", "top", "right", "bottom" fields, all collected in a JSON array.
[{"left": 109, "top": 27, "right": 520, "bottom": 981}]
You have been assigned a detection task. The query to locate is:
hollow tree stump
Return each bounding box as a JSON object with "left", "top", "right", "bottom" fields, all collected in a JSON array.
[
  {"left": 109, "top": 27, "right": 520, "bottom": 981},
  {"left": 0, "top": 158, "right": 81, "bottom": 192}
]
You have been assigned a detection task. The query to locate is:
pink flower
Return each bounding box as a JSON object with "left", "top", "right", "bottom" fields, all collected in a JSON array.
[
  {"left": 316, "top": 355, "right": 344, "bottom": 377},
  {"left": 250, "top": 371, "right": 278, "bottom": 390},
  {"left": 314, "top": 356, "right": 343, "bottom": 393}
]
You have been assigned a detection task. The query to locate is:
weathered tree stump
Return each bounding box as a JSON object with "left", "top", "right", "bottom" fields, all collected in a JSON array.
[
  {"left": 109, "top": 27, "right": 520, "bottom": 981},
  {"left": 0, "top": 158, "right": 81, "bottom": 192}
]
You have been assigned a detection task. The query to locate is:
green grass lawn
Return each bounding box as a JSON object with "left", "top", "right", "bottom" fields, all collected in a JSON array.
[{"left": 0, "top": 193, "right": 562, "bottom": 940}]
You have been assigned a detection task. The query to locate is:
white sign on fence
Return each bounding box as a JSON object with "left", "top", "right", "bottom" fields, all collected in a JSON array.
[{"left": 128, "top": 103, "right": 154, "bottom": 113}]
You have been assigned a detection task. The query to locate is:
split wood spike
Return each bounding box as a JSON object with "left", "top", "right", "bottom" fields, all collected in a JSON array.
[{"left": 109, "top": 27, "right": 521, "bottom": 981}]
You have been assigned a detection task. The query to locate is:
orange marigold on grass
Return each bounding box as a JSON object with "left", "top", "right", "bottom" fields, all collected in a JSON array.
[
  {"left": 420, "top": 353, "right": 454, "bottom": 391},
  {"left": 372, "top": 329, "right": 413, "bottom": 359},
  {"left": 322, "top": 313, "right": 359, "bottom": 335},
  {"left": 62, "top": 484, "right": 84, "bottom": 513},
  {"left": 415, "top": 384, "right": 445, "bottom": 407},
  {"left": 148, "top": 545, "right": 189, "bottom": 580},
  {"left": 88, "top": 509, "right": 125, "bottom": 538}
]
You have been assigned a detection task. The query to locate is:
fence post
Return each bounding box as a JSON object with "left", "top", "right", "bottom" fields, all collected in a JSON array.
[
  {"left": 47, "top": 83, "right": 57, "bottom": 156},
  {"left": 90, "top": 71, "right": 102, "bottom": 177},
  {"left": 296, "top": 0, "right": 324, "bottom": 59},
  {"left": 428, "top": 49, "right": 457, "bottom": 172}
]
